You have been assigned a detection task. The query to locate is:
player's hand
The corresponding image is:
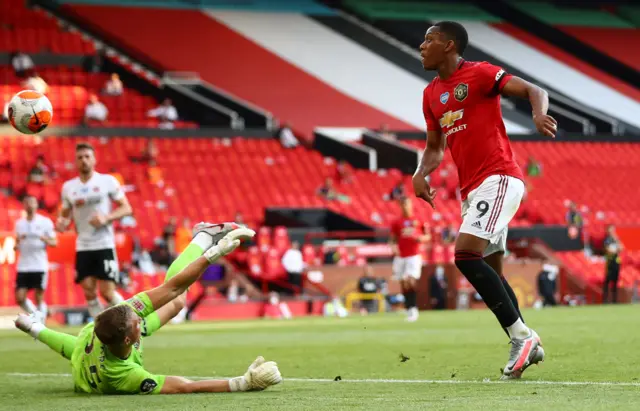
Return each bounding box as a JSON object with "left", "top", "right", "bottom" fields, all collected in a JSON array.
[
  {"left": 412, "top": 174, "right": 437, "bottom": 209},
  {"left": 533, "top": 114, "right": 557, "bottom": 138},
  {"left": 244, "top": 356, "right": 283, "bottom": 391},
  {"left": 204, "top": 227, "right": 256, "bottom": 263},
  {"left": 89, "top": 213, "right": 108, "bottom": 228},
  {"left": 55, "top": 216, "right": 70, "bottom": 232}
]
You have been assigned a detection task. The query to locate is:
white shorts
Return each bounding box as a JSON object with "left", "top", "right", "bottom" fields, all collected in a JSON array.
[
  {"left": 460, "top": 175, "right": 524, "bottom": 257},
  {"left": 392, "top": 255, "right": 422, "bottom": 280}
]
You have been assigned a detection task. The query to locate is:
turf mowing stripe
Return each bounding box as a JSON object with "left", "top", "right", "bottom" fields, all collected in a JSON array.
[{"left": 6, "top": 373, "right": 640, "bottom": 387}]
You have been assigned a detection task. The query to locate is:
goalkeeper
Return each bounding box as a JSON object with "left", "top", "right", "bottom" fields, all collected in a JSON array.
[{"left": 15, "top": 222, "right": 282, "bottom": 395}]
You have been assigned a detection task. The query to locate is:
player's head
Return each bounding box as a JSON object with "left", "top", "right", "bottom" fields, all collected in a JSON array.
[
  {"left": 94, "top": 304, "right": 142, "bottom": 348},
  {"left": 607, "top": 224, "right": 616, "bottom": 235},
  {"left": 399, "top": 196, "right": 413, "bottom": 216},
  {"left": 420, "top": 21, "right": 468, "bottom": 70},
  {"left": 75, "top": 142, "right": 96, "bottom": 175},
  {"left": 23, "top": 195, "right": 38, "bottom": 214}
]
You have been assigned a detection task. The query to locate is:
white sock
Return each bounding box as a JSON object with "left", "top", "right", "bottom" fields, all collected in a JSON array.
[
  {"left": 29, "top": 322, "right": 45, "bottom": 339},
  {"left": 506, "top": 318, "right": 530, "bottom": 339},
  {"left": 21, "top": 298, "right": 37, "bottom": 314},
  {"left": 228, "top": 376, "right": 249, "bottom": 392},
  {"left": 228, "top": 284, "right": 238, "bottom": 303},
  {"left": 38, "top": 301, "right": 48, "bottom": 320},
  {"left": 87, "top": 298, "right": 104, "bottom": 318},
  {"left": 191, "top": 232, "right": 213, "bottom": 251},
  {"left": 108, "top": 291, "right": 124, "bottom": 307}
]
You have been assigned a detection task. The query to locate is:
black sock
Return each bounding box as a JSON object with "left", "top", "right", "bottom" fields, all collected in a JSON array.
[
  {"left": 455, "top": 250, "right": 520, "bottom": 329},
  {"left": 500, "top": 275, "right": 523, "bottom": 337},
  {"left": 405, "top": 290, "right": 417, "bottom": 309}
]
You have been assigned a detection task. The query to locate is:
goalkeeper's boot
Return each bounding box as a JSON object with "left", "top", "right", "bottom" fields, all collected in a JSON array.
[
  {"left": 501, "top": 329, "right": 543, "bottom": 380},
  {"left": 193, "top": 222, "right": 242, "bottom": 246}
]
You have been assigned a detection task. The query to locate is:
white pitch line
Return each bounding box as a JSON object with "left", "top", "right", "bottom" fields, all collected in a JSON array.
[{"left": 5, "top": 373, "right": 640, "bottom": 387}]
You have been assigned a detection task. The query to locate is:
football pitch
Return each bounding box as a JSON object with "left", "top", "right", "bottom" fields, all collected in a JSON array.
[{"left": 0, "top": 305, "right": 638, "bottom": 411}]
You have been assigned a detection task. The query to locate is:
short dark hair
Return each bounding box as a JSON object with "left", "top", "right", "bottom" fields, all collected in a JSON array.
[
  {"left": 94, "top": 305, "right": 134, "bottom": 346},
  {"left": 434, "top": 21, "right": 468, "bottom": 56},
  {"left": 76, "top": 142, "right": 95, "bottom": 152}
]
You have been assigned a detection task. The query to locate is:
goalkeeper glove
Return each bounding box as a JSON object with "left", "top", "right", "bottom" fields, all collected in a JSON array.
[
  {"left": 229, "top": 356, "right": 283, "bottom": 392},
  {"left": 204, "top": 227, "right": 255, "bottom": 263}
]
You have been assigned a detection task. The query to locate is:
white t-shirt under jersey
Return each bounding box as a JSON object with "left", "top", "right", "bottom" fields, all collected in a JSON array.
[
  {"left": 61, "top": 172, "right": 124, "bottom": 252},
  {"left": 15, "top": 214, "right": 56, "bottom": 272}
]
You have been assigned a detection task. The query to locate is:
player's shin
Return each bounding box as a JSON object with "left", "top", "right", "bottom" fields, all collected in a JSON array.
[
  {"left": 454, "top": 251, "right": 528, "bottom": 336},
  {"left": 19, "top": 297, "right": 37, "bottom": 315}
]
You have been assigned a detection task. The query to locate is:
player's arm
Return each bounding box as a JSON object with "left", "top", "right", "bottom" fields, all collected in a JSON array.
[
  {"left": 389, "top": 233, "right": 399, "bottom": 256},
  {"left": 143, "top": 228, "right": 254, "bottom": 312},
  {"left": 106, "top": 195, "right": 132, "bottom": 223},
  {"left": 412, "top": 129, "right": 444, "bottom": 209},
  {"left": 418, "top": 224, "right": 431, "bottom": 243},
  {"left": 501, "top": 76, "right": 557, "bottom": 138},
  {"left": 40, "top": 220, "right": 57, "bottom": 247},
  {"left": 412, "top": 89, "right": 442, "bottom": 208},
  {"left": 56, "top": 185, "right": 73, "bottom": 232}
]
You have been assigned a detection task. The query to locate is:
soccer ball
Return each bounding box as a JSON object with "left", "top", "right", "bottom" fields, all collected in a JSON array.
[{"left": 7, "top": 90, "right": 53, "bottom": 135}]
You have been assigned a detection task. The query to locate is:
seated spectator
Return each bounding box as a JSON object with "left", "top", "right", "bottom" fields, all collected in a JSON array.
[
  {"left": 163, "top": 217, "right": 178, "bottom": 257},
  {"left": 334, "top": 160, "right": 353, "bottom": 184},
  {"left": 387, "top": 181, "right": 405, "bottom": 201},
  {"left": 441, "top": 224, "right": 457, "bottom": 243},
  {"left": 317, "top": 177, "right": 337, "bottom": 200},
  {"left": 358, "top": 265, "right": 379, "bottom": 315},
  {"left": 11, "top": 52, "right": 35, "bottom": 78},
  {"left": 379, "top": 123, "right": 397, "bottom": 140},
  {"left": 148, "top": 98, "right": 178, "bottom": 129},
  {"left": 147, "top": 159, "right": 164, "bottom": 185},
  {"left": 27, "top": 155, "right": 50, "bottom": 184},
  {"left": 318, "top": 177, "right": 350, "bottom": 203},
  {"left": 278, "top": 122, "right": 299, "bottom": 148},
  {"left": 22, "top": 73, "right": 48, "bottom": 94},
  {"left": 84, "top": 94, "right": 108, "bottom": 125},
  {"left": 526, "top": 155, "right": 542, "bottom": 177},
  {"left": 150, "top": 239, "right": 173, "bottom": 269},
  {"left": 566, "top": 201, "right": 583, "bottom": 228},
  {"left": 103, "top": 73, "right": 124, "bottom": 96}
]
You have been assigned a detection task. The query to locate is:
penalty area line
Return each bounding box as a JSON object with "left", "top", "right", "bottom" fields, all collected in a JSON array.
[{"left": 5, "top": 373, "right": 640, "bottom": 387}]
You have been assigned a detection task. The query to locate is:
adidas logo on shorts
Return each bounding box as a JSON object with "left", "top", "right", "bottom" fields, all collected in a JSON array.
[{"left": 472, "top": 221, "right": 482, "bottom": 229}]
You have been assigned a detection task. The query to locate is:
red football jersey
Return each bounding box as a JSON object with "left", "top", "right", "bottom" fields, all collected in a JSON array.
[
  {"left": 391, "top": 217, "right": 422, "bottom": 257},
  {"left": 423, "top": 60, "right": 524, "bottom": 200}
]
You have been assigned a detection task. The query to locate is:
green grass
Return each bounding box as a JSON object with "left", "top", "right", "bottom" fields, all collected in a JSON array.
[{"left": 1, "top": 305, "right": 639, "bottom": 410}]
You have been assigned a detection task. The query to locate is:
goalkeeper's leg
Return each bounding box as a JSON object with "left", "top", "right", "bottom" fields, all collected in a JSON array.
[
  {"left": 143, "top": 222, "right": 241, "bottom": 336},
  {"left": 15, "top": 314, "right": 76, "bottom": 360}
]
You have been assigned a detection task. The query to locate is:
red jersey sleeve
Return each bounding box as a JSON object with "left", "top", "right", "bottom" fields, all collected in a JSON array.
[
  {"left": 478, "top": 62, "right": 513, "bottom": 96},
  {"left": 422, "top": 88, "right": 439, "bottom": 132}
]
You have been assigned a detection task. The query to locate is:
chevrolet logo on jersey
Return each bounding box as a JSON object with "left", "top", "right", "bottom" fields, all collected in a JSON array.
[{"left": 439, "top": 109, "right": 464, "bottom": 128}]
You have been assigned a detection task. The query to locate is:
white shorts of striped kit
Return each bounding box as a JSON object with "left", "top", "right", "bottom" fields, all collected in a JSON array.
[{"left": 459, "top": 175, "right": 525, "bottom": 257}]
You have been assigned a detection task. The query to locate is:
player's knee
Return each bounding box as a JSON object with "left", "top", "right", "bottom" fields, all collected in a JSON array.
[
  {"left": 82, "top": 287, "right": 98, "bottom": 300},
  {"left": 454, "top": 250, "right": 483, "bottom": 275},
  {"left": 14, "top": 292, "right": 25, "bottom": 304}
]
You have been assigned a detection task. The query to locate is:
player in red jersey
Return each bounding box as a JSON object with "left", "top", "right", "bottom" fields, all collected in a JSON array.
[
  {"left": 389, "top": 197, "right": 430, "bottom": 322},
  {"left": 412, "top": 21, "right": 557, "bottom": 379}
]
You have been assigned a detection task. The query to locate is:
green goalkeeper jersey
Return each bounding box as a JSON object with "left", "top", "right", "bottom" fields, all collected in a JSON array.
[{"left": 70, "top": 293, "right": 165, "bottom": 395}]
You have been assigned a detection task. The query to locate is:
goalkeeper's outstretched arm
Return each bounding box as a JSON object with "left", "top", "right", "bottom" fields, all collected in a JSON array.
[
  {"left": 145, "top": 228, "right": 255, "bottom": 312},
  {"left": 160, "top": 356, "right": 282, "bottom": 394}
]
